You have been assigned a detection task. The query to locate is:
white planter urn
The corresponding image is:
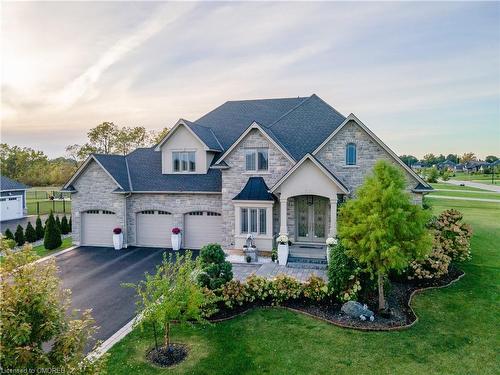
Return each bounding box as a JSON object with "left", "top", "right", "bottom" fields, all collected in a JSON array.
[
  {"left": 277, "top": 243, "right": 289, "bottom": 266},
  {"left": 113, "top": 233, "right": 123, "bottom": 250},
  {"left": 171, "top": 233, "right": 182, "bottom": 251}
]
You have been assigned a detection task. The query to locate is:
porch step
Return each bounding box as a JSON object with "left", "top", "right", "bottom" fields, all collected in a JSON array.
[{"left": 287, "top": 255, "right": 327, "bottom": 270}]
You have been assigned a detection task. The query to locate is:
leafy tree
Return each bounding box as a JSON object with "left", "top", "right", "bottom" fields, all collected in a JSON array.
[
  {"left": 485, "top": 155, "right": 498, "bottom": 163},
  {"left": 399, "top": 155, "right": 418, "bottom": 167},
  {"left": 114, "top": 126, "right": 150, "bottom": 155},
  {"left": 44, "top": 212, "right": 62, "bottom": 250},
  {"left": 125, "top": 251, "right": 205, "bottom": 352},
  {"left": 426, "top": 167, "right": 439, "bottom": 183},
  {"left": 14, "top": 225, "right": 25, "bottom": 246},
  {"left": 25, "top": 222, "right": 37, "bottom": 243},
  {"left": 35, "top": 216, "right": 45, "bottom": 240},
  {"left": 0, "top": 240, "right": 107, "bottom": 373},
  {"left": 60, "top": 215, "right": 70, "bottom": 235},
  {"left": 460, "top": 152, "right": 477, "bottom": 163},
  {"left": 88, "top": 122, "right": 118, "bottom": 154},
  {"left": 436, "top": 154, "right": 446, "bottom": 163},
  {"left": 4, "top": 228, "right": 14, "bottom": 240},
  {"left": 446, "top": 154, "right": 459, "bottom": 163},
  {"left": 422, "top": 153, "right": 437, "bottom": 167},
  {"left": 151, "top": 127, "right": 170, "bottom": 145},
  {"left": 338, "top": 160, "right": 432, "bottom": 310},
  {"left": 197, "top": 243, "right": 233, "bottom": 290}
]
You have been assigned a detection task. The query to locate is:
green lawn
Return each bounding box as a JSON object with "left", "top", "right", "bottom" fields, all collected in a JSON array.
[
  {"left": 450, "top": 173, "right": 499, "bottom": 185},
  {"left": 429, "top": 190, "right": 500, "bottom": 200},
  {"left": 429, "top": 183, "right": 486, "bottom": 191},
  {"left": 26, "top": 200, "right": 71, "bottom": 215},
  {"left": 106, "top": 200, "right": 500, "bottom": 374},
  {"left": 32, "top": 236, "right": 73, "bottom": 258}
]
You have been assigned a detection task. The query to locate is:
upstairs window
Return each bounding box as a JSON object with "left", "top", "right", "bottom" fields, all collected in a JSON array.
[
  {"left": 245, "top": 148, "right": 268, "bottom": 171},
  {"left": 173, "top": 151, "right": 196, "bottom": 172},
  {"left": 346, "top": 143, "right": 357, "bottom": 165}
]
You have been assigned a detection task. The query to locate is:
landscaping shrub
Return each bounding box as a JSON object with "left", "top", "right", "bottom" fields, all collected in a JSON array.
[
  {"left": 44, "top": 212, "right": 62, "bottom": 250},
  {"left": 35, "top": 216, "right": 44, "bottom": 240},
  {"left": 69, "top": 216, "right": 72, "bottom": 232},
  {"left": 434, "top": 209, "right": 473, "bottom": 261},
  {"left": 14, "top": 225, "right": 25, "bottom": 246},
  {"left": 426, "top": 167, "right": 439, "bottom": 183},
  {"left": 4, "top": 228, "right": 14, "bottom": 241},
  {"left": 55, "top": 215, "right": 61, "bottom": 232},
  {"left": 221, "top": 280, "right": 249, "bottom": 308},
  {"left": 328, "top": 242, "right": 361, "bottom": 302},
  {"left": 60, "top": 215, "right": 70, "bottom": 235},
  {"left": 302, "top": 275, "right": 329, "bottom": 302},
  {"left": 409, "top": 209, "right": 472, "bottom": 280},
  {"left": 25, "top": 222, "right": 37, "bottom": 243},
  {"left": 197, "top": 243, "right": 233, "bottom": 290},
  {"left": 245, "top": 274, "right": 271, "bottom": 302},
  {"left": 200, "top": 288, "right": 221, "bottom": 318},
  {"left": 269, "top": 274, "right": 302, "bottom": 305}
]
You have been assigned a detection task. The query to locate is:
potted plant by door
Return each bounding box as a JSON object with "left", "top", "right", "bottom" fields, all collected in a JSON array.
[
  {"left": 113, "top": 227, "right": 123, "bottom": 250},
  {"left": 277, "top": 234, "right": 289, "bottom": 265},
  {"left": 171, "top": 227, "right": 182, "bottom": 251}
]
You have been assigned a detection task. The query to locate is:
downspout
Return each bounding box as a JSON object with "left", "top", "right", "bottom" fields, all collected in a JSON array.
[{"left": 124, "top": 192, "right": 131, "bottom": 248}]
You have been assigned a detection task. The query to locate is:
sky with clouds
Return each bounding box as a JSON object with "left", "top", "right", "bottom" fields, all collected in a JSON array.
[{"left": 1, "top": 1, "right": 499, "bottom": 158}]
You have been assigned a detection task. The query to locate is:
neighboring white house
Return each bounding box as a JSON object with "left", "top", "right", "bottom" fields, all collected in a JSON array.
[{"left": 0, "top": 175, "right": 28, "bottom": 222}]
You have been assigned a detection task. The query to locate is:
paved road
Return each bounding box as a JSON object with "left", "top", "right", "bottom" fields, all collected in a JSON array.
[
  {"left": 55, "top": 246, "right": 196, "bottom": 353},
  {"left": 444, "top": 180, "right": 500, "bottom": 192}
]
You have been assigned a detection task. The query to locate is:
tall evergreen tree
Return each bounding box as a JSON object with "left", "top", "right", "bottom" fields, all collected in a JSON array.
[
  {"left": 35, "top": 216, "right": 44, "bottom": 240},
  {"left": 25, "top": 222, "right": 37, "bottom": 243},
  {"left": 69, "top": 216, "right": 72, "bottom": 232},
  {"left": 44, "top": 212, "right": 62, "bottom": 250},
  {"left": 60, "top": 216, "right": 69, "bottom": 235},
  {"left": 4, "top": 228, "right": 14, "bottom": 241},
  {"left": 55, "top": 215, "right": 61, "bottom": 232},
  {"left": 14, "top": 225, "right": 25, "bottom": 246},
  {"left": 339, "top": 160, "right": 432, "bottom": 310}
]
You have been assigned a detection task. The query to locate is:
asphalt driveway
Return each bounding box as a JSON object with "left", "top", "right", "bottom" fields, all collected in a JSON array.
[{"left": 55, "top": 246, "right": 196, "bottom": 352}]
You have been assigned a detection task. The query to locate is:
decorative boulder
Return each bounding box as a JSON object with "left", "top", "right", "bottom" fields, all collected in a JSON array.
[{"left": 341, "top": 301, "right": 374, "bottom": 320}]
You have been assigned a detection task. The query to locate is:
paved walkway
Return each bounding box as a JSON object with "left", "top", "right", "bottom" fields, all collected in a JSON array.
[
  {"left": 426, "top": 195, "right": 500, "bottom": 203},
  {"left": 232, "top": 262, "right": 327, "bottom": 282},
  {"left": 444, "top": 180, "right": 500, "bottom": 192}
]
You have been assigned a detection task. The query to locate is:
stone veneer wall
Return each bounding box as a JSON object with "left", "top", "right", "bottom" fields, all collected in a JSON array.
[
  {"left": 315, "top": 120, "right": 423, "bottom": 204},
  {"left": 71, "top": 161, "right": 126, "bottom": 245},
  {"left": 221, "top": 129, "right": 293, "bottom": 249},
  {"left": 126, "top": 193, "right": 222, "bottom": 245}
]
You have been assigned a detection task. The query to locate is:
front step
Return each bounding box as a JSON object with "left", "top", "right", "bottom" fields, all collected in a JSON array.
[{"left": 287, "top": 255, "right": 327, "bottom": 270}]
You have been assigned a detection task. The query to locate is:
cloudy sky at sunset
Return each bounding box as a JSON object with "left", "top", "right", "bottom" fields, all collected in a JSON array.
[{"left": 2, "top": 1, "right": 499, "bottom": 158}]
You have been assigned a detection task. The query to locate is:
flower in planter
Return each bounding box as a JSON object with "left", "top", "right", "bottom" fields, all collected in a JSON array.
[
  {"left": 277, "top": 234, "right": 288, "bottom": 245},
  {"left": 172, "top": 227, "right": 181, "bottom": 235},
  {"left": 113, "top": 227, "right": 122, "bottom": 235},
  {"left": 326, "top": 237, "right": 338, "bottom": 246}
]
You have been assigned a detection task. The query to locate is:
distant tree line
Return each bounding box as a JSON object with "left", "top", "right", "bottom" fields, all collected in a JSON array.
[
  {"left": 1, "top": 122, "right": 169, "bottom": 187},
  {"left": 399, "top": 152, "right": 498, "bottom": 167}
]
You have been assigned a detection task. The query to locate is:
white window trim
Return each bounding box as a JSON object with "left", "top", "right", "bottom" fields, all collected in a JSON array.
[
  {"left": 245, "top": 147, "right": 269, "bottom": 172},
  {"left": 172, "top": 150, "right": 196, "bottom": 173},
  {"left": 233, "top": 201, "right": 273, "bottom": 238}
]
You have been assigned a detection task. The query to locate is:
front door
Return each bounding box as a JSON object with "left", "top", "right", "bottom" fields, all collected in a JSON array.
[{"left": 295, "top": 196, "right": 327, "bottom": 243}]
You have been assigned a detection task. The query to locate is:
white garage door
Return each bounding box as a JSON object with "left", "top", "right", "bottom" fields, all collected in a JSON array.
[
  {"left": 184, "top": 211, "right": 222, "bottom": 250},
  {"left": 0, "top": 195, "right": 23, "bottom": 221},
  {"left": 136, "top": 210, "right": 173, "bottom": 247},
  {"left": 81, "top": 210, "right": 118, "bottom": 246}
]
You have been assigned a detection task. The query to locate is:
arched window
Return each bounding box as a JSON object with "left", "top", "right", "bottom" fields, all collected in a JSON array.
[{"left": 346, "top": 143, "right": 357, "bottom": 165}]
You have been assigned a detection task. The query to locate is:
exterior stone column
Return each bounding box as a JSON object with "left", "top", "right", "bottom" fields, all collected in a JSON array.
[
  {"left": 279, "top": 196, "right": 288, "bottom": 235},
  {"left": 329, "top": 196, "right": 338, "bottom": 237}
]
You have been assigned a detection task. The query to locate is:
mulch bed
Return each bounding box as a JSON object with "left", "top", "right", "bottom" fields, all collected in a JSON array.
[
  {"left": 146, "top": 344, "right": 188, "bottom": 367},
  {"left": 207, "top": 266, "right": 464, "bottom": 331}
]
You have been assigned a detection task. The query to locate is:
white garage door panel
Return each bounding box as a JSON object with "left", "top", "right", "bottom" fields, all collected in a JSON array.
[
  {"left": 1, "top": 196, "right": 23, "bottom": 221},
  {"left": 82, "top": 210, "right": 118, "bottom": 246},
  {"left": 136, "top": 211, "right": 173, "bottom": 247},
  {"left": 184, "top": 211, "right": 222, "bottom": 249}
]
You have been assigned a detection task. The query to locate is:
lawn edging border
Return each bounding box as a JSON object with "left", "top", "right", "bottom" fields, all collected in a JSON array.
[
  {"left": 34, "top": 245, "right": 78, "bottom": 264},
  {"left": 208, "top": 270, "right": 466, "bottom": 331}
]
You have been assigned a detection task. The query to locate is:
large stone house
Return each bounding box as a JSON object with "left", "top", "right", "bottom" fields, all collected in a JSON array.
[{"left": 63, "top": 94, "right": 431, "bottom": 260}]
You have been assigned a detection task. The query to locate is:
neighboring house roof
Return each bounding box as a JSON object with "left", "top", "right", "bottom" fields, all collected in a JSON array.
[
  {"left": 0, "top": 175, "right": 29, "bottom": 191},
  {"left": 491, "top": 159, "right": 500, "bottom": 166},
  {"left": 233, "top": 177, "right": 275, "bottom": 201},
  {"left": 438, "top": 160, "right": 456, "bottom": 167}
]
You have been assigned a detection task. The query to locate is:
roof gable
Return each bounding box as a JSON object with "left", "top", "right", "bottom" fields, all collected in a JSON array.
[{"left": 154, "top": 120, "right": 221, "bottom": 152}]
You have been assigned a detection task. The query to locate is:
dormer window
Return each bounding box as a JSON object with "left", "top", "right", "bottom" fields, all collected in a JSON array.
[
  {"left": 245, "top": 148, "right": 268, "bottom": 171},
  {"left": 346, "top": 143, "right": 357, "bottom": 165},
  {"left": 173, "top": 151, "right": 195, "bottom": 172}
]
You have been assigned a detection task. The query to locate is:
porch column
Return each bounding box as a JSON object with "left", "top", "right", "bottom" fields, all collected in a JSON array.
[
  {"left": 329, "top": 196, "right": 338, "bottom": 237},
  {"left": 279, "top": 196, "right": 288, "bottom": 234}
]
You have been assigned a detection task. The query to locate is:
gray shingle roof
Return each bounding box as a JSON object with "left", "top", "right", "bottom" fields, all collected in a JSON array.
[
  {"left": 93, "top": 154, "right": 131, "bottom": 191},
  {"left": 0, "top": 175, "right": 29, "bottom": 191},
  {"left": 233, "top": 177, "right": 274, "bottom": 201},
  {"left": 183, "top": 120, "right": 223, "bottom": 151}
]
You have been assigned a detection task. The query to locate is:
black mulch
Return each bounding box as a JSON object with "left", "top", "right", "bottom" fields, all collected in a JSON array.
[
  {"left": 207, "top": 266, "right": 464, "bottom": 330},
  {"left": 146, "top": 344, "right": 188, "bottom": 367}
]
